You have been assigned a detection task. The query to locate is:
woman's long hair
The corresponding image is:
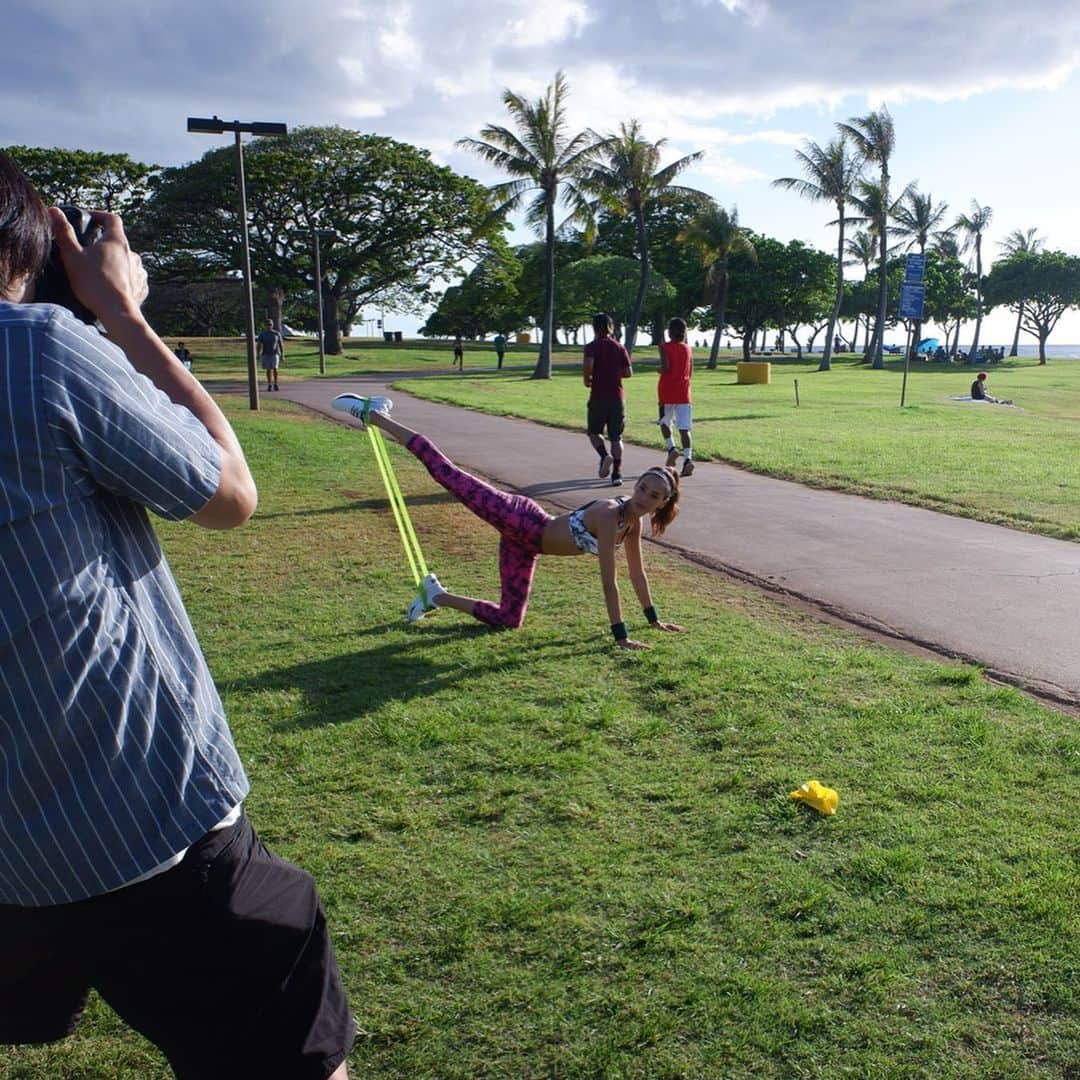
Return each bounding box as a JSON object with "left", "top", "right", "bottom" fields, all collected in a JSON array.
[{"left": 648, "top": 466, "right": 680, "bottom": 535}]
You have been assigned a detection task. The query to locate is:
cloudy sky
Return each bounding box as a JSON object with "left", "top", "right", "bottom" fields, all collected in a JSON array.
[{"left": 6, "top": 0, "right": 1080, "bottom": 344}]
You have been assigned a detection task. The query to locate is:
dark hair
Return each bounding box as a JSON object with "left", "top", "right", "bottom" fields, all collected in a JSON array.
[
  {"left": 0, "top": 151, "right": 51, "bottom": 298},
  {"left": 668, "top": 317, "right": 686, "bottom": 341},
  {"left": 644, "top": 466, "right": 680, "bottom": 535},
  {"left": 592, "top": 312, "right": 613, "bottom": 338}
]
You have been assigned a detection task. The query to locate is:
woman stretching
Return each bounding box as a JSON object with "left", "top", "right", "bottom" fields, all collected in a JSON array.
[{"left": 333, "top": 394, "right": 686, "bottom": 649}]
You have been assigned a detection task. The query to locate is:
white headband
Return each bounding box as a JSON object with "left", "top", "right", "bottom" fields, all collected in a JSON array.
[{"left": 642, "top": 467, "right": 674, "bottom": 496}]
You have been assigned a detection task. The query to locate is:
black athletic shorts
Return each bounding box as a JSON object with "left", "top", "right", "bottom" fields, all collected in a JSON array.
[
  {"left": 0, "top": 811, "right": 355, "bottom": 1080},
  {"left": 587, "top": 396, "right": 626, "bottom": 439}
]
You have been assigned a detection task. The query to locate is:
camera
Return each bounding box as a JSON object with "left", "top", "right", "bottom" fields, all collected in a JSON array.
[{"left": 35, "top": 205, "right": 103, "bottom": 325}]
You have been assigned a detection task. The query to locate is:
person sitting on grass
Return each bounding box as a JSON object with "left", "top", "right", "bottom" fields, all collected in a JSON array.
[
  {"left": 970, "top": 371, "right": 1011, "bottom": 404},
  {"left": 332, "top": 394, "right": 686, "bottom": 650}
]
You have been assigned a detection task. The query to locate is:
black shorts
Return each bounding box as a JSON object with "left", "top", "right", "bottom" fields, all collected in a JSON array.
[
  {"left": 587, "top": 397, "right": 626, "bottom": 439},
  {"left": 0, "top": 812, "right": 354, "bottom": 1080}
]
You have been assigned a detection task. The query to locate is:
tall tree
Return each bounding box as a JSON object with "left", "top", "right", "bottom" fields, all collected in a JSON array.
[
  {"left": 953, "top": 200, "right": 994, "bottom": 363},
  {"left": 677, "top": 201, "right": 756, "bottom": 368},
  {"left": 984, "top": 250, "right": 1080, "bottom": 364},
  {"left": 891, "top": 187, "right": 949, "bottom": 356},
  {"left": 5, "top": 145, "right": 159, "bottom": 220},
  {"left": 136, "top": 127, "right": 492, "bottom": 354},
  {"left": 998, "top": 227, "right": 1045, "bottom": 355},
  {"left": 592, "top": 190, "right": 714, "bottom": 340},
  {"left": 773, "top": 136, "right": 863, "bottom": 371},
  {"left": 837, "top": 107, "right": 895, "bottom": 369},
  {"left": 581, "top": 120, "right": 703, "bottom": 355},
  {"left": 458, "top": 71, "right": 601, "bottom": 379},
  {"left": 843, "top": 229, "right": 877, "bottom": 352}
]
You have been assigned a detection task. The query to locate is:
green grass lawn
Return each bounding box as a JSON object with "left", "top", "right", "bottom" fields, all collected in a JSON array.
[
  {"left": 170, "top": 334, "right": 556, "bottom": 389},
  {"left": 5, "top": 398, "right": 1076, "bottom": 1078},
  {"left": 391, "top": 354, "right": 1080, "bottom": 541}
]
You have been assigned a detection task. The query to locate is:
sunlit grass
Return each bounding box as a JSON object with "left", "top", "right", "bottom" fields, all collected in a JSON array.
[
  {"left": 5, "top": 398, "right": 1076, "bottom": 1078},
  {"left": 395, "top": 354, "right": 1080, "bottom": 539}
]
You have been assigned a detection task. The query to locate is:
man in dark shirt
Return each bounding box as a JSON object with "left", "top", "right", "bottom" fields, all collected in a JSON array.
[{"left": 583, "top": 312, "right": 632, "bottom": 485}]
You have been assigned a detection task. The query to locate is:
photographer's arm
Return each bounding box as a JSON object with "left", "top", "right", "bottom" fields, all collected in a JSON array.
[{"left": 49, "top": 209, "right": 256, "bottom": 530}]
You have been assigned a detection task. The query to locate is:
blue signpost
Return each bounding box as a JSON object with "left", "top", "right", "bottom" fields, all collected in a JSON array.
[{"left": 900, "top": 254, "right": 927, "bottom": 406}]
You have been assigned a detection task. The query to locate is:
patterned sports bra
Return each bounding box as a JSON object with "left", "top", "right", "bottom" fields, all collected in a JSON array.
[{"left": 568, "top": 497, "right": 629, "bottom": 555}]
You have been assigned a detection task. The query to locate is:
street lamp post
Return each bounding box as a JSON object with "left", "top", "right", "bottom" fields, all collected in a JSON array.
[
  {"left": 187, "top": 116, "right": 287, "bottom": 410},
  {"left": 312, "top": 231, "right": 326, "bottom": 375},
  {"left": 298, "top": 228, "right": 333, "bottom": 375}
]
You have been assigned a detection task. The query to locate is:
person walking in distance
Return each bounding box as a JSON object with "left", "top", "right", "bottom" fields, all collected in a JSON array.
[
  {"left": 258, "top": 317, "right": 283, "bottom": 391},
  {"left": 583, "top": 312, "right": 632, "bottom": 486}
]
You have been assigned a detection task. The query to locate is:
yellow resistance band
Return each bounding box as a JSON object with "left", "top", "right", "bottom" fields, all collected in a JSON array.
[{"left": 367, "top": 426, "right": 428, "bottom": 586}]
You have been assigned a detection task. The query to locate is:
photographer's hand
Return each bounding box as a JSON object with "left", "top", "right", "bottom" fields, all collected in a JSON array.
[
  {"left": 48, "top": 208, "right": 256, "bottom": 531},
  {"left": 48, "top": 208, "right": 148, "bottom": 326}
]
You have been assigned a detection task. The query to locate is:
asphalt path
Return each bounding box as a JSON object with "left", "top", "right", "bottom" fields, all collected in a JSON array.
[{"left": 277, "top": 372, "right": 1080, "bottom": 709}]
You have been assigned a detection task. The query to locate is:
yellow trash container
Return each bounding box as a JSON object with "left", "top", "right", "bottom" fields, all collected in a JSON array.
[{"left": 736, "top": 361, "right": 771, "bottom": 384}]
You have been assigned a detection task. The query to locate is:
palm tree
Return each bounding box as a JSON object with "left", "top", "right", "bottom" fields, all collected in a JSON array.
[
  {"left": 843, "top": 229, "right": 877, "bottom": 352},
  {"left": 934, "top": 232, "right": 961, "bottom": 260},
  {"left": 999, "top": 227, "right": 1045, "bottom": 355},
  {"left": 677, "top": 201, "right": 756, "bottom": 369},
  {"left": 582, "top": 120, "right": 704, "bottom": 355},
  {"left": 773, "top": 136, "right": 863, "bottom": 371},
  {"left": 844, "top": 178, "right": 908, "bottom": 363},
  {"left": 953, "top": 200, "right": 994, "bottom": 363},
  {"left": 458, "top": 71, "right": 602, "bottom": 379},
  {"left": 891, "top": 188, "right": 949, "bottom": 355},
  {"left": 837, "top": 107, "right": 895, "bottom": 369}
]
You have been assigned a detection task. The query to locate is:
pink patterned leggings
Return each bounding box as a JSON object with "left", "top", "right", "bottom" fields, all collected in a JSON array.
[{"left": 407, "top": 435, "right": 553, "bottom": 628}]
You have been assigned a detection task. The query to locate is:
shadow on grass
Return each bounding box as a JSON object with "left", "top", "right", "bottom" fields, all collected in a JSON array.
[{"left": 234, "top": 622, "right": 583, "bottom": 730}]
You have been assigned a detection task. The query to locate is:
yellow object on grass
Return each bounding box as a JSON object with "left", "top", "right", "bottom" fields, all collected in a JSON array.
[{"left": 790, "top": 780, "right": 838, "bottom": 815}]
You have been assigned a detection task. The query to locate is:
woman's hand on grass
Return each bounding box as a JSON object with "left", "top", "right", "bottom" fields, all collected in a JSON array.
[
  {"left": 651, "top": 620, "right": 685, "bottom": 633},
  {"left": 616, "top": 638, "right": 651, "bottom": 650}
]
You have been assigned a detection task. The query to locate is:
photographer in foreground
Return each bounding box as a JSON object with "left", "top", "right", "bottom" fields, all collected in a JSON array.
[{"left": 0, "top": 152, "right": 353, "bottom": 1080}]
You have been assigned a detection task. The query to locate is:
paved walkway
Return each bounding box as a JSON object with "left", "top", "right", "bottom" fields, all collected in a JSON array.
[{"left": 278, "top": 373, "right": 1080, "bottom": 709}]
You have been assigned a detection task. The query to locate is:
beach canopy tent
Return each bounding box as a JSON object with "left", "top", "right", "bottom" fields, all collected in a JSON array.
[{"left": 916, "top": 338, "right": 940, "bottom": 352}]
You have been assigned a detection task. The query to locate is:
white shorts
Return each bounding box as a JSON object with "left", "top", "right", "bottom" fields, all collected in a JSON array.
[{"left": 661, "top": 403, "right": 692, "bottom": 430}]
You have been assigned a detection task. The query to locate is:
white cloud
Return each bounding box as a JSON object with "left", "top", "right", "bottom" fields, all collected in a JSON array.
[{"left": 503, "top": 0, "right": 591, "bottom": 46}]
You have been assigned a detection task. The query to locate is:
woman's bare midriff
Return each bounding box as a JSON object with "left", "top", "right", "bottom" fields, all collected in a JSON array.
[
  {"left": 541, "top": 514, "right": 586, "bottom": 556},
  {"left": 541, "top": 499, "right": 631, "bottom": 556}
]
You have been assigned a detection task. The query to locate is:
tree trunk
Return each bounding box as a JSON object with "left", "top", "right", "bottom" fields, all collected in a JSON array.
[
  {"left": 269, "top": 287, "right": 285, "bottom": 332},
  {"left": 950, "top": 319, "right": 961, "bottom": 359},
  {"left": 967, "top": 237, "right": 983, "bottom": 367},
  {"left": 821, "top": 206, "right": 844, "bottom": 372},
  {"left": 708, "top": 324, "right": 723, "bottom": 368},
  {"left": 864, "top": 316, "right": 880, "bottom": 364},
  {"left": 626, "top": 207, "right": 650, "bottom": 356},
  {"left": 871, "top": 176, "right": 889, "bottom": 370},
  {"left": 742, "top": 333, "right": 752, "bottom": 361},
  {"left": 1039, "top": 330, "right": 1048, "bottom": 364},
  {"left": 1009, "top": 303, "right": 1023, "bottom": 356},
  {"left": 788, "top": 328, "right": 803, "bottom": 359},
  {"left": 324, "top": 292, "right": 342, "bottom": 354},
  {"left": 532, "top": 196, "right": 556, "bottom": 379},
  {"left": 707, "top": 269, "right": 730, "bottom": 370}
]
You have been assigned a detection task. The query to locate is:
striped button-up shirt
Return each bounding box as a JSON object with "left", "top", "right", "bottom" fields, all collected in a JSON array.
[{"left": 0, "top": 302, "right": 249, "bottom": 906}]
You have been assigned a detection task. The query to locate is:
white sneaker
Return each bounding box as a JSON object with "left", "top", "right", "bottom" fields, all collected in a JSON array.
[
  {"left": 665, "top": 447, "right": 680, "bottom": 468},
  {"left": 407, "top": 572, "right": 447, "bottom": 622},
  {"left": 331, "top": 393, "right": 393, "bottom": 427},
  {"left": 598, "top": 453, "right": 614, "bottom": 478}
]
